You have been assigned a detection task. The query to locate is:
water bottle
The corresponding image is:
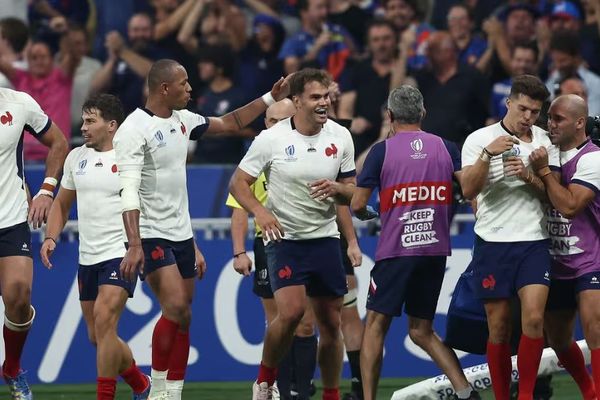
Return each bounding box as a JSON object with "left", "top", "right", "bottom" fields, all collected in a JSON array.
[{"left": 502, "top": 147, "right": 519, "bottom": 181}]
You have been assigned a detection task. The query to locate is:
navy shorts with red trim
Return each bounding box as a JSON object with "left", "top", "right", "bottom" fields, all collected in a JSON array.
[
  {"left": 547, "top": 271, "right": 600, "bottom": 311},
  {"left": 366, "top": 256, "right": 446, "bottom": 319},
  {"left": 78, "top": 258, "right": 136, "bottom": 301},
  {"left": 0, "top": 222, "right": 32, "bottom": 258},
  {"left": 134, "top": 237, "right": 197, "bottom": 280},
  {"left": 265, "top": 238, "right": 347, "bottom": 297},
  {"left": 469, "top": 236, "right": 551, "bottom": 300}
]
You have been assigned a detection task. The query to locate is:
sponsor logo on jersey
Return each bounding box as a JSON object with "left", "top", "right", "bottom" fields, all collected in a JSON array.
[
  {"left": 95, "top": 159, "right": 103, "bottom": 167},
  {"left": 1, "top": 111, "right": 13, "bottom": 125}
]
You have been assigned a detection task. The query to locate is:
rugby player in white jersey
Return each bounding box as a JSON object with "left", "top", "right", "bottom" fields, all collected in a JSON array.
[
  {"left": 0, "top": 88, "right": 68, "bottom": 399},
  {"left": 460, "top": 75, "right": 559, "bottom": 400},
  {"left": 41, "top": 94, "right": 152, "bottom": 400},
  {"left": 113, "top": 59, "right": 290, "bottom": 400},
  {"left": 230, "top": 68, "right": 357, "bottom": 400}
]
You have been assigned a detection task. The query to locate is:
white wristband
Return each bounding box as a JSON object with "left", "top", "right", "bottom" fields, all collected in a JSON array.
[
  {"left": 34, "top": 189, "right": 54, "bottom": 199},
  {"left": 43, "top": 177, "right": 58, "bottom": 187},
  {"left": 261, "top": 92, "right": 276, "bottom": 107}
]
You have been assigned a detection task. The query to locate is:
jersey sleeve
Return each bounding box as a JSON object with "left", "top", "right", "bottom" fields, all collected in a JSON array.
[
  {"left": 60, "top": 149, "right": 77, "bottom": 191},
  {"left": 180, "top": 109, "right": 210, "bottom": 140},
  {"left": 238, "top": 132, "right": 272, "bottom": 178},
  {"left": 461, "top": 131, "right": 485, "bottom": 168},
  {"left": 547, "top": 143, "right": 561, "bottom": 171},
  {"left": 357, "top": 141, "right": 385, "bottom": 188},
  {"left": 21, "top": 91, "right": 51, "bottom": 138},
  {"left": 442, "top": 138, "right": 462, "bottom": 172},
  {"left": 113, "top": 121, "right": 145, "bottom": 174},
  {"left": 571, "top": 151, "right": 600, "bottom": 193},
  {"left": 338, "top": 129, "right": 356, "bottom": 178}
]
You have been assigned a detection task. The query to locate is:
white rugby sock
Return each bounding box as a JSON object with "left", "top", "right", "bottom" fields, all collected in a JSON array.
[
  {"left": 149, "top": 369, "right": 168, "bottom": 394},
  {"left": 166, "top": 379, "right": 184, "bottom": 400}
]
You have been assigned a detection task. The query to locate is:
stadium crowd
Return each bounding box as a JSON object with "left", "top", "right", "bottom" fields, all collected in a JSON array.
[
  {"left": 1, "top": 0, "right": 599, "bottom": 164},
  {"left": 1, "top": 1, "right": 600, "bottom": 400}
]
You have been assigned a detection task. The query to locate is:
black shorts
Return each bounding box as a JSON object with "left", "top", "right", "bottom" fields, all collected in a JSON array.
[
  {"left": 78, "top": 258, "right": 136, "bottom": 301},
  {"left": 265, "top": 238, "right": 347, "bottom": 297},
  {"left": 252, "top": 237, "right": 273, "bottom": 299},
  {"left": 130, "top": 237, "right": 197, "bottom": 280},
  {"left": 546, "top": 272, "right": 600, "bottom": 311},
  {"left": 367, "top": 256, "right": 446, "bottom": 320},
  {"left": 340, "top": 234, "right": 354, "bottom": 276},
  {"left": 0, "top": 222, "right": 32, "bottom": 258}
]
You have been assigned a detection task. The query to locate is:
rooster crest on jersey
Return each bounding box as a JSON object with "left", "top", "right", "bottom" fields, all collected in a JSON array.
[
  {"left": 325, "top": 143, "right": 338, "bottom": 158},
  {"left": 0, "top": 111, "right": 13, "bottom": 125}
]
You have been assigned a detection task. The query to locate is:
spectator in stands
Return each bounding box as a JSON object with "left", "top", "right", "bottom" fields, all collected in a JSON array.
[
  {"left": 190, "top": 44, "right": 252, "bottom": 164},
  {"left": 328, "top": 0, "right": 371, "bottom": 53},
  {"left": 91, "top": 13, "right": 169, "bottom": 115},
  {"left": 237, "top": 14, "right": 286, "bottom": 100},
  {"left": 338, "top": 19, "right": 403, "bottom": 156},
  {"left": 27, "top": 0, "right": 90, "bottom": 52},
  {"left": 381, "top": 0, "right": 434, "bottom": 70},
  {"left": 489, "top": 41, "right": 540, "bottom": 124},
  {"left": 557, "top": 74, "right": 588, "bottom": 102},
  {"left": 0, "top": 17, "right": 29, "bottom": 88},
  {"left": 0, "top": 38, "right": 76, "bottom": 162},
  {"left": 239, "top": 0, "right": 301, "bottom": 38},
  {"left": 447, "top": 3, "right": 487, "bottom": 68},
  {"left": 0, "top": 0, "right": 28, "bottom": 22},
  {"left": 279, "top": 0, "right": 353, "bottom": 80},
  {"left": 66, "top": 25, "right": 102, "bottom": 138},
  {"left": 177, "top": 0, "right": 247, "bottom": 53},
  {"left": 545, "top": 29, "right": 600, "bottom": 116},
  {"left": 580, "top": 0, "right": 600, "bottom": 74},
  {"left": 478, "top": 3, "right": 538, "bottom": 84},
  {"left": 413, "top": 31, "right": 490, "bottom": 147}
]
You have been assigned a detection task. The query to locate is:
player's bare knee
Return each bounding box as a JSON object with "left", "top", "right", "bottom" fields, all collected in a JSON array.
[
  {"left": 277, "top": 303, "right": 305, "bottom": 327},
  {"left": 583, "top": 319, "right": 600, "bottom": 349},
  {"left": 295, "top": 319, "right": 315, "bottom": 337},
  {"left": 3, "top": 282, "right": 31, "bottom": 316},
  {"left": 408, "top": 326, "right": 434, "bottom": 348},
  {"left": 522, "top": 313, "right": 544, "bottom": 337},
  {"left": 93, "top": 308, "right": 118, "bottom": 339},
  {"left": 163, "top": 299, "right": 191, "bottom": 327}
]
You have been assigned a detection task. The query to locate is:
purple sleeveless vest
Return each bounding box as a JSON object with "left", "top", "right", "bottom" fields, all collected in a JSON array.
[
  {"left": 550, "top": 141, "right": 600, "bottom": 279},
  {"left": 376, "top": 131, "right": 453, "bottom": 261}
]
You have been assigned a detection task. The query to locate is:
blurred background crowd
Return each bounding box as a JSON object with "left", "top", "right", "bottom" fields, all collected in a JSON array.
[{"left": 3, "top": 0, "right": 600, "bottom": 165}]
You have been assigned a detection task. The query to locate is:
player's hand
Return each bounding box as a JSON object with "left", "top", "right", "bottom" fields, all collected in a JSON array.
[
  {"left": 28, "top": 194, "right": 52, "bottom": 229},
  {"left": 503, "top": 156, "right": 527, "bottom": 178},
  {"left": 270, "top": 74, "right": 293, "bottom": 101},
  {"left": 485, "top": 135, "right": 519, "bottom": 156},
  {"left": 120, "top": 245, "right": 144, "bottom": 282},
  {"left": 355, "top": 205, "right": 379, "bottom": 221},
  {"left": 233, "top": 253, "right": 252, "bottom": 276},
  {"left": 195, "top": 244, "right": 207, "bottom": 280},
  {"left": 255, "top": 208, "right": 284, "bottom": 242},
  {"left": 350, "top": 117, "right": 372, "bottom": 135},
  {"left": 40, "top": 238, "right": 56, "bottom": 269},
  {"left": 309, "top": 179, "right": 339, "bottom": 201},
  {"left": 529, "top": 147, "right": 549, "bottom": 171},
  {"left": 347, "top": 240, "right": 362, "bottom": 268}
]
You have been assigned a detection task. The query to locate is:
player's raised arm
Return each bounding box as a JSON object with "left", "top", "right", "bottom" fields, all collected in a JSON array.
[{"left": 207, "top": 75, "right": 292, "bottom": 134}]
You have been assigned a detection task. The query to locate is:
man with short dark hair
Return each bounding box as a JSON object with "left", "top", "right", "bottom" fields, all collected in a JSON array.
[
  {"left": 230, "top": 68, "right": 356, "bottom": 400},
  {"left": 460, "top": 74, "right": 559, "bottom": 399},
  {"left": 114, "top": 58, "right": 290, "bottom": 400},
  {"left": 352, "top": 85, "right": 478, "bottom": 400},
  {"left": 41, "top": 94, "right": 151, "bottom": 400}
]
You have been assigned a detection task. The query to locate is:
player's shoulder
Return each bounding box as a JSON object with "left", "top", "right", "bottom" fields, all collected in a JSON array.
[
  {"left": 465, "top": 123, "right": 499, "bottom": 144},
  {"left": 65, "top": 144, "right": 91, "bottom": 166},
  {"left": 323, "top": 119, "right": 352, "bottom": 140},
  {"left": 263, "top": 117, "right": 293, "bottom": 138},
  {"left": 578, "top": 143, "right": 600, "bottom": 165},
  {"left": 0, "top": 87, "right": 38, "bottom": 107},
  {"left": 122, "top": 108, "right": 152, "bottom": 126},
  {"left": 531, "top": 125, "right": 550, "bottom": 144}
]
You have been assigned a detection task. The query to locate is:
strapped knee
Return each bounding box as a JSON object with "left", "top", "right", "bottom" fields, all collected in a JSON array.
[
  {"left": 5, "top": 305, "right": 35, "bottom": 332},
  {"left": 343, "top": 288, "right": 358, "bottom": 308}
]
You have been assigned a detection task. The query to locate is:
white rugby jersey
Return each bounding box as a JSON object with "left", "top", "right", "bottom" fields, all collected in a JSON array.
[
  {"left": 61, "top": 146, "right": 125, "bottom": 265},
  {"left": 239, "top": 117, "right": 356, "bottom": 240},
  {"left": 462, "top": 122, "right": 560, "bottom": 242},
  {"left": 0, "top": 88, "right": 51, "bottom": 229},
  {"left": 113, "top": 108, "right": 209, "bottom": 241}
]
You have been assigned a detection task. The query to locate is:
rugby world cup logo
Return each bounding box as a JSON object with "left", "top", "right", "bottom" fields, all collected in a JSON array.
[
  {"left": 155, "top": 130, "right": 166, "bottom": 148},
  {"left": 76, "top": 159, "right": 87, "bottom": 175},
  {"left": 410, "top": 138, "right": 423, "bottom": 153},
  {"left": 284, "top": 144, "right": 297, "bottom": 161}
]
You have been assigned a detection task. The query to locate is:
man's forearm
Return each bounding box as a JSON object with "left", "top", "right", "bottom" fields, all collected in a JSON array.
[
  {"left": 221, "top": 98, "right": 268, "bottom": 133},
  {"left": 336, "top": 205, "right": 357, "bottom": 244},
  {"left": 120, "top": 48, "right": 152, "bottom": 79},
  {"left": 461, "top": 159, "right": 490, "bottom": 199},
  {"left": 334, "top": 182, "right": 356, "bottom": 205},
  {"left": 540, "top": 173, "right": 577, "bottom": 216},
  {"left": 122, "top": 210, "right": 142, "bottom": 245},
  {"left": 231, "top": 209, "right": 250, "bottom": 254}
]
